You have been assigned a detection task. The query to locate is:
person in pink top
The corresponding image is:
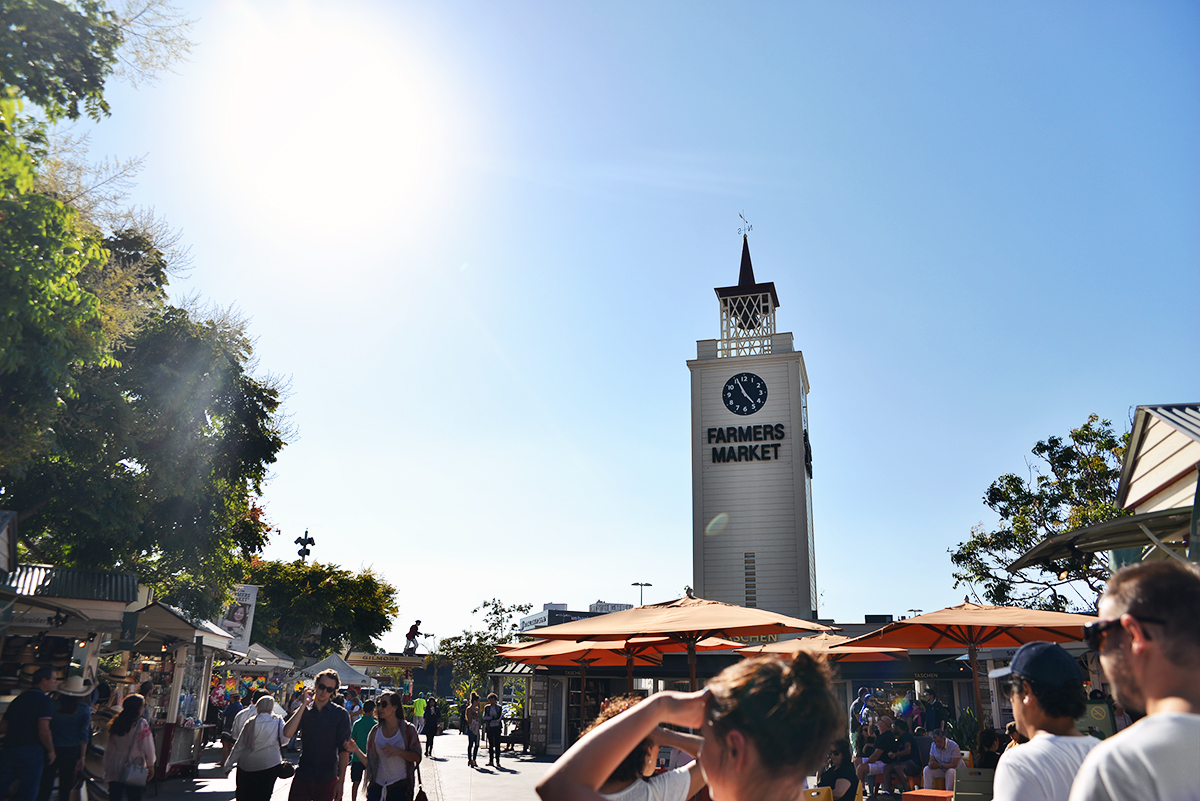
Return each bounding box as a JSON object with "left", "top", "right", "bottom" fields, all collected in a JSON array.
[{"left": 102, "top": 695, "right": 156, "bottom": 801}]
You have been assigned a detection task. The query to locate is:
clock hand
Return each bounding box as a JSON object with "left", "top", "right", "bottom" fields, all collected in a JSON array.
[{"left": 735, "top": 379, "right": 755, "bottom": 403}]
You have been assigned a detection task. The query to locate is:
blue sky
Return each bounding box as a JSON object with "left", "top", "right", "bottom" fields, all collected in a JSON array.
[{"left": 82, "top": 0, "right": 1198, "bottom": 651}]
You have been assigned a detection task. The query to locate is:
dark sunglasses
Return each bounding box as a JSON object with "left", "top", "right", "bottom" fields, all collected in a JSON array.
[
  {"left": 1082, "top": 616, "right": 1166, "bottom": 651},
  {"left": 315, "top": 683, "right": 337, "bottom": 693}
]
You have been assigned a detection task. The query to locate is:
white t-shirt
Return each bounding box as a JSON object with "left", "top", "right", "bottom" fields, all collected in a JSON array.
[
  {"left": 1068, "top": 712, "right": 1200, "bottom": 801},
  {"left": 994, "top": 732, "right": 1101, "bottom": 801},
  {"left": 602, "top": 767, "right": 692, "bottom": 801}
]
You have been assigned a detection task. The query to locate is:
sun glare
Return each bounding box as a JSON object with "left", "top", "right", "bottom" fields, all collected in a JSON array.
[{"left": 201, "top": 2, "right": 467, "bottom": 250}]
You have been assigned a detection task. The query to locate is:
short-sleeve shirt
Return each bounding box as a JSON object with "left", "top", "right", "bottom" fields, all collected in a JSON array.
[
  {"left": 296, "top": 702, "right": 352, "bottom": 782},
  {"left": 994, "top": 732, "right": 1100, "bottom": 801},
  {"left": 601, "top": 766, "right": 691, "bottom": 801},
  {"left": 2, "top": 688, "right": 53, "bottom": 749},
  {"left": 819, "top": 762, "right": 859, "bottom": 801},
  {"left": 411, "top": 698, "right": 426, "bottom": 718},
  {"left": 350, "top": 715, "right": 375, "bottom": 764},
  {"left": 1068, "top": 712, "right": 1200, "bottom": 801},
  {"left": 871, "top": 731, "right": 898, "bottom": 763},
  {"left": 893, "top": 732, "right": 918, "bottom": 765}
]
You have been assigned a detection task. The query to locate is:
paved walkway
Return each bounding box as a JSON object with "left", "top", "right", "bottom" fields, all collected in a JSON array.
[{"left": 142, "top": 728, "right": 553, "bottom": 801}]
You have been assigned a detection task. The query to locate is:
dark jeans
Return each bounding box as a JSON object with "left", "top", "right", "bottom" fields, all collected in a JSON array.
[
  {"left": 486, "top": 727, "right": 501, "bottom": 763},
  {"left": 366, "top": 777, "right": 411, "bottom": 801},
  {"left": 466, "top": 728, "right": 480, "bottom": 762},
  {"left": 108, "top": 781, "right": 145, "bottom": 801},
  {"left": 424, "top": 722, "right": 436, "bottom": 755},
  {"left": 235, "top": 766, "right": 279, "bottom": 801},
  {"left": 36, "top": 750, "right": 80, "bottom": 801},
  {"left": 0, "top": 746, "right": 45, "bottom": 801}
]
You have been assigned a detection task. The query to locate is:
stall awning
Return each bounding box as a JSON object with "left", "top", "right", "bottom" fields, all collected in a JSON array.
[
  {"left": 124, "top": 602, "right": 235, "bottom": 651},
  {"left": 1007, "top": 507, "right": 1194, "bottom": 571}
]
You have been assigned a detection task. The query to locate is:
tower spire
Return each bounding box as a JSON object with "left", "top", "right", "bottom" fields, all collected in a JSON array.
[{"left": 738, "top": 234, "right": 756, "bottom": 288}]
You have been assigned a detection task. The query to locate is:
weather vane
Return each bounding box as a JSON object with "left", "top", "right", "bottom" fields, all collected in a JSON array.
[{"left": 738, "top": 211, "right": 753, "bottom": 238}]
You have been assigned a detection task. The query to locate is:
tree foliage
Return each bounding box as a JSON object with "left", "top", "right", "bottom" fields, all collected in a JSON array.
[
  {"left": 4, "top": 303, "right": 289, "bottom": 619},
  {"left": 243, "top": 559, "right": 400, "bottom": 661},
  {"left": 437, "top": 599, "right": 532, "bottom": 692},
  {"left": 0, "top": 0, "right": 122, "bottom": 121},
  {"left": 950, "top": 414, "right": 1129, "bottom": 612}
]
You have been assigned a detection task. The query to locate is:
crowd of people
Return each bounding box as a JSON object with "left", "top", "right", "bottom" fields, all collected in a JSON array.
[{"left": 0, "top": 562, "right": 1195, "bottom": 801}]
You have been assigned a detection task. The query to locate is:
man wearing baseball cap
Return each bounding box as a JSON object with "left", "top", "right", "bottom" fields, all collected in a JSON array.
[{"left": 989, "top": 641, "right": 1099, "bottom": 801}]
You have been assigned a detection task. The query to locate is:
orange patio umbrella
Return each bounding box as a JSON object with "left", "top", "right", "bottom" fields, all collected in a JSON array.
[
  {"left": 499, "top": 636, "right": 741, "bottom": 728},
  {"left": 738, "top": 632, "right": 910, "bottom": 662},
  {"left": 526, "top": 594, "right": 837, "bottom": 690},
  {"left": 843, "top": 602, "right": 1097, "bottom": 719}
]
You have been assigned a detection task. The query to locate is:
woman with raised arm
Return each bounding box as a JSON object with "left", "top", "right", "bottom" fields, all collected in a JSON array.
[{"left": 537, "top": 653, "right": 843, "bottom": 801}]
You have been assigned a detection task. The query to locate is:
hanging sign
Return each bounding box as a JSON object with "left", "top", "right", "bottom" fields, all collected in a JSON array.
[
  {"left": 218, "top": 585, "right": 259, "bottom": 653},
  {"left": 118, "top": 611, "right": 140, "bottom": 650}
]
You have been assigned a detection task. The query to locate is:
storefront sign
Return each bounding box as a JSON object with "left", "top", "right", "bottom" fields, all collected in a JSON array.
[
  {"left": 346, "top": 653, "right": 420, "bottom": 667},
  {"left": 118, "top": 611, "right": 140, "bottom": 650}
]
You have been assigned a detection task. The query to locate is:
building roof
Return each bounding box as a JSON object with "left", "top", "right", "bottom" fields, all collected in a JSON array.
[
  {"left": 5, "top": 564, "right": 139, "bottom": 604},
  {"left": 1007, "top": 507, "right": 1193, "bottom": 571},
  {"left": 1117, "top": 403, "right": 1200, "bottom": 508},
  {"left": 714, "top": 236, "right": 780, "bottom": 307}
]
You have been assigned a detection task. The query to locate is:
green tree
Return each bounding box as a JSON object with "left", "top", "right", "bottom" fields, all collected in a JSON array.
[
  {"left": 0, "top": 0, "right": 122, "bottom": 121},
  {"left": 0, "top": 89, "right": 110, "bottom": 468},
  {"left": 950, "top": 414, "right": 1129, "bottom": 612},
  {"left": 244, "top": 559, "right": 399, "bottom": 660},
  {"left": 4, "top": 304, "right": 289, "bottom": 618},
  {"left": 438, "top": 599, "right": 532, "bottom": 692}
]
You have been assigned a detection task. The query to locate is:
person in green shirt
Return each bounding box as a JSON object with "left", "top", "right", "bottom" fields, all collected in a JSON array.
[
  {"left": 349, "top": 699, "right": 376, "bottom": 800},
  {"left": 411, "top": 694, "right": 426, "bottom": 734}
]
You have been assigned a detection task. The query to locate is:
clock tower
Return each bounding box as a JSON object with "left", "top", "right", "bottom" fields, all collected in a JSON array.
[{"left": 687, "top": 235, "right": 817, "bottom": 619}]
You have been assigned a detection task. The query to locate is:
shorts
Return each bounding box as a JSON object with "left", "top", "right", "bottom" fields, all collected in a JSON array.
[
  {"left": 896, "top": 759, "right": 920, "bottom": 776},
  {"left": 221, "top": 732, "right": 235, "bottom": 743},
  {"left": 350, "top": 762, "right": 366, "bottom": 783},
  {"left": 865, "top": 761, "right": 886, "bottom": 776}
]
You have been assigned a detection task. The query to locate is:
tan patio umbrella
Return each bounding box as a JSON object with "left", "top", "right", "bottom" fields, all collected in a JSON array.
[
  {"left": 526, "top": 594, "right": 836, "bottom": 690},
  {"left": 843, "top": 602, "right": 1097, "bottom": 719},
  {"left": 738, "top": 632, "right": 910, "bottom": 662}
]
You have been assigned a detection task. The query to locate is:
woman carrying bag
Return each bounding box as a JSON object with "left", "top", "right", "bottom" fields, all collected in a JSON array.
[
  {"left": 223, "top": 696, "right": 290, "bottom": 801},
  {"left": 347, "top": 692, "right": 421, "bottom": 801},
  {"left": 102, "top": 695, "right": 156, "bottom": 801}
]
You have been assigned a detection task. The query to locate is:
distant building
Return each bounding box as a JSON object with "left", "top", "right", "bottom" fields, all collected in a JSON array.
[
  {"left": 588, "top": 600, "right": 633, "bottom": 614},
  {"left": 519, "top": 603, "right": 604, "bottom": 633}
]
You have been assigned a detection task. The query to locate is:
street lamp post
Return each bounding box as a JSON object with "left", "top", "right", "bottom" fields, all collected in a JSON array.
[{"left": 631, "top": 582, "right": 652, "bottom": 606}]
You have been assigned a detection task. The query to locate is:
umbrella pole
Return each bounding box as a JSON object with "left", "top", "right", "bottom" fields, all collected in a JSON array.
[
  {"left": 689, "top": 641, "right": 697, "bottom": 692},
  {"left": 969, "top": 642, "right": 985, "bottom": 727},
  {"left": 627, "top": 654, "right": 634, "bottom": 695},
  {"left": 580, "top": 660, "right": 588, "bottom": 733}
]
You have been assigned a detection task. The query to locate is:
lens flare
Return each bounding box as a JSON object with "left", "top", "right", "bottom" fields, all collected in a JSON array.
[{"left": 705, "top": 513, "right": 730, "bottom": 536}]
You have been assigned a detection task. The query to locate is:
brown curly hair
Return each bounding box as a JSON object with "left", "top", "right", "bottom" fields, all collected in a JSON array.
[
  {"left": 581, "top": 695, "right": 655, "bottom": 784},
  {"left": 706, "top": 653, "right": 844, "bottom": 778}
]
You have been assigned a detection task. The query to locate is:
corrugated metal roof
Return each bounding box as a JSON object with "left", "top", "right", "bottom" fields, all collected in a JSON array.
[
  {"left": 1147, "top": 404, "right": 1200, "bottom": 443},
  {"left": 1117, "top": 403, "right": 1200, "bottom": 508},
  {"left": 5, "top": 564, "right": 139, "bottom": 603}
]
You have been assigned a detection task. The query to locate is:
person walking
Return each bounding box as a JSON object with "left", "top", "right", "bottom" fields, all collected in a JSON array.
[
  {"left": 463, "top": 693, "right": 481, "bottom": 768},
  {"left": 36, "top": 676, "right": 92, "bottom": 801},
  {"left": 347, "top": 692, "right": 420, "bottom": 801},
  {"left": 348, "top": 700, "right": 375, "bottom": 800},
  {"left": 102, "top": 695, "right": 156, "bottom": 801},
  {"left": 482, "top": 693, "right": 503, "bottom": 768},
  {"left": 283, "top": 670, "right": 352, "bottom": 801},
  {"left": 0, "top": 666, "right": 57, "bottom": 801},
  {"left": 221, "top": 694, "right": 244, "bottom": 763},
  {"left": 422, "top": 697, "right": 439, "bottom": 757},
  {"left": 411, "top": 695, "right": 426, "bottom": 736},
  {"left": 1069, "top": 561, "right": 1200, "bottom": 801},
  {"left": 286, "top": 691, "right": 304, "bottom": 751},
  {"left": 224, "top": 696, "right": 288, "bottom": 801}
]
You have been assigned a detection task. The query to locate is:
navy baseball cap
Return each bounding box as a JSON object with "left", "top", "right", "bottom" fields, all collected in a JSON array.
[{"left": 988, "top": 641, "right": 1083, "bottom": 687}]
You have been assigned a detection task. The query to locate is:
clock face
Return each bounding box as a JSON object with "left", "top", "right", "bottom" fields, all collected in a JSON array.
[{"left": 722, "top": 372, "right": 768, "bottom": 415}]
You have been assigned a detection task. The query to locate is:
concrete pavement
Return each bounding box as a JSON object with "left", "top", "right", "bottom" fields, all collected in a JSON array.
[{"left": 142, "top": 727, "right": 554, "bottom": 801}]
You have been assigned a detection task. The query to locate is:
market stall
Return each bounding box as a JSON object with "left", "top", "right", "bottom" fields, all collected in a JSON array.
[{"left": 93, "top": 601, "right": 235, "bottom": 779}]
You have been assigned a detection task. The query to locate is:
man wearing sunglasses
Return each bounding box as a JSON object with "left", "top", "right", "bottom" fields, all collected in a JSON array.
[
  {"left": 1069, "top": 561, "right": 1200, "bottom": 801},
  {"left": 284, "top": 669, "right": 353, "bottom": 801},
  {"left": 988, "top": 641, "right": 1099, "bottom": 801}
]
